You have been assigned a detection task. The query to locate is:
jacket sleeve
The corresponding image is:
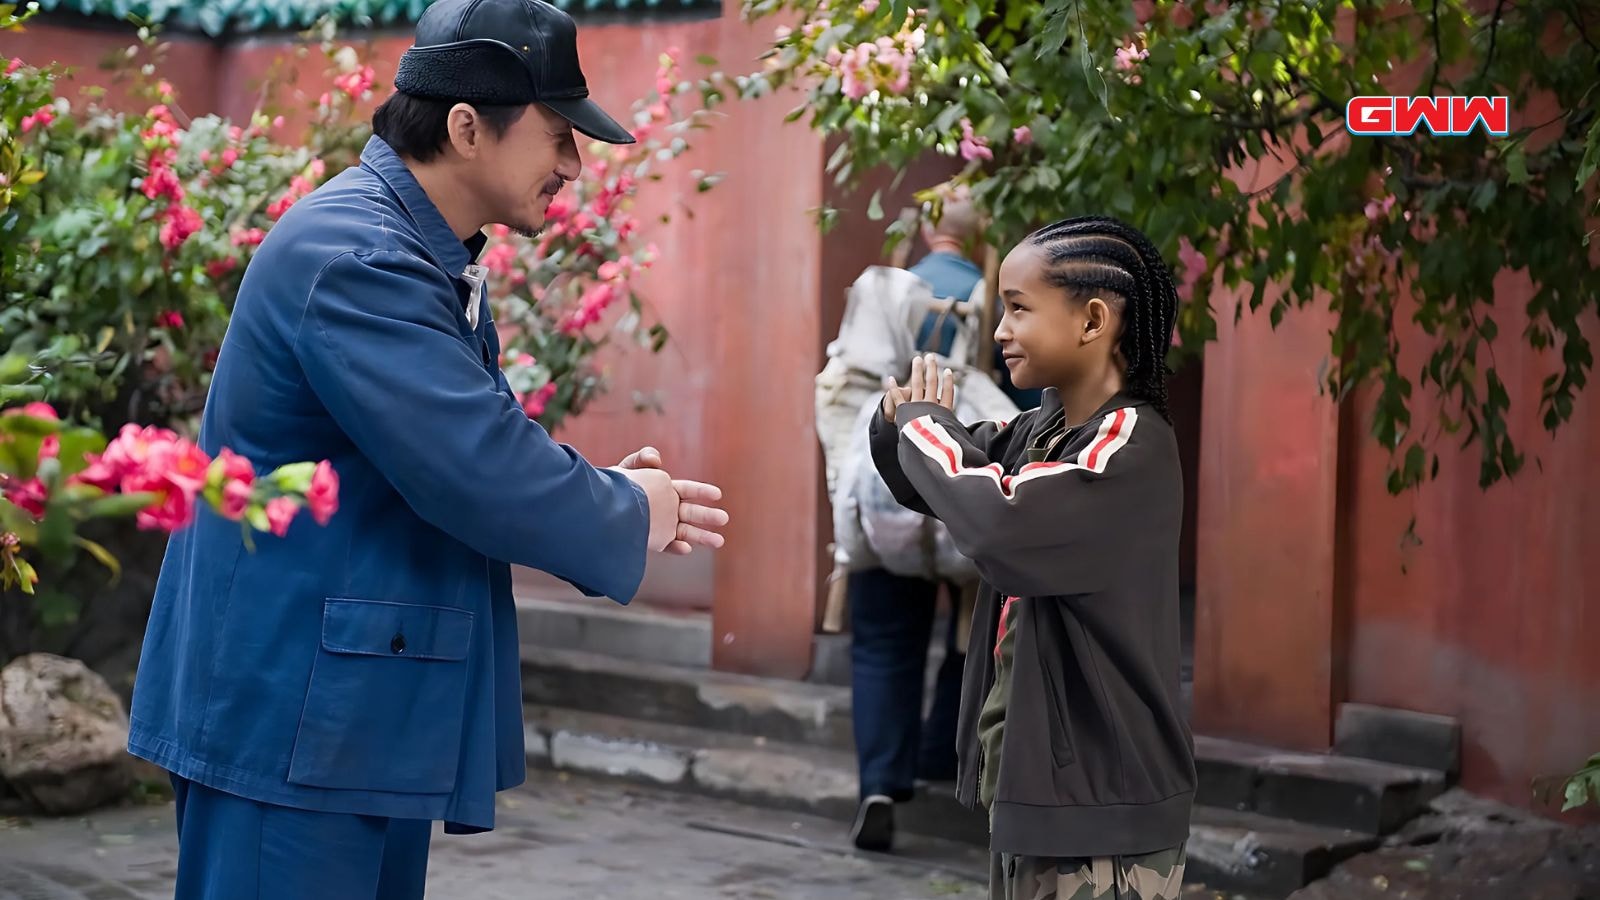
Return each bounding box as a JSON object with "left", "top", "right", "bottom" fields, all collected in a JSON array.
[
  {"left": 891, "top": 400, "right": 1161, "bottom": 596},
  {"left": 292, "top": 249, "right": 650, "bottom": 602},
  {"left": 869, "top": 401, "right": 1022, "bottom": 517}
]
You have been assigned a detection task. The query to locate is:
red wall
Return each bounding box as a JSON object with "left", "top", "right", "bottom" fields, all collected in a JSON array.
[{"left": 1341, "top": 271, "right": 1600, "bottom": 813}]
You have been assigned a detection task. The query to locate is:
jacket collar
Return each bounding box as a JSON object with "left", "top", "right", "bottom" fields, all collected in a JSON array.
[{"left": 359, "top": 136, "right": 487, "bottom": 275}]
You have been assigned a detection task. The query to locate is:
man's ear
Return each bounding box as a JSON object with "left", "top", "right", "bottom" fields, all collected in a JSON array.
[{"left": 445, "top": 103, "right": 483, "bottom": 159}]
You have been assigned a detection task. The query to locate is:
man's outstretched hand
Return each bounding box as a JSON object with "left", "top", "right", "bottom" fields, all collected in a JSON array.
[{"left": 614, "top": 447, "right": 729, "bottom": 555}]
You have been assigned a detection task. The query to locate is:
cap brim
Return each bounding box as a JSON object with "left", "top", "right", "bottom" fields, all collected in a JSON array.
[{"left": 543, "top": 97, "right": 636, "bottom": 145}]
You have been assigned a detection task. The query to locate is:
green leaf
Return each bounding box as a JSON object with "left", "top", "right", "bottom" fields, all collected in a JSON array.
[
  {"left": 270, "top": 462, "right": 316, "bottom": 494},
  {"left": 867, "top": 190, "right": 884, "bottom": 222},
  {"left": 1577, "top": 117, "right": 1600, "bottom": 192},
  {"left": 81, "top": 492, "right": 159, "bottom": 519},
  {"left": 1505, "top": 145, "right": 1531, "bottom": 186},
  {"left": 75, "top": 536, "right": 122, "bottom": 583}
]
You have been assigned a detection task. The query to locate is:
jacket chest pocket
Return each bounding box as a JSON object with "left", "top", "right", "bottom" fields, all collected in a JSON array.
[{"left": 287, "top": 598, "right": 475, "bottom": 795}]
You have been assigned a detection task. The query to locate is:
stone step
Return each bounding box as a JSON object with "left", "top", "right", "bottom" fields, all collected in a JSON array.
[
  {"left": 523, "top": 704, "right": 1362, "bottom": 898},
  {"left": 515, "top": 595, "right": 711, "bottom": 669},
  {"left": 1195, "top": 735, "right": 1447, "bottom": 837},
  {"left": 522, "top": 647, "right": 856, "bottom": 751},
  {"left": 1186, "top": 807, "right": 1380, "bottom": 898},
  {"left": 523, "top": 647, "right": 1443, "bottom": 841}
]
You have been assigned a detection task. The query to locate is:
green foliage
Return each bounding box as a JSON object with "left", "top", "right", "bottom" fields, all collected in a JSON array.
[
  {"left": 30, "top": 0, "right": 719, "bottom": 37},
  {"left": 742, "top": 0, "right": 1600, "bottom": 495}
]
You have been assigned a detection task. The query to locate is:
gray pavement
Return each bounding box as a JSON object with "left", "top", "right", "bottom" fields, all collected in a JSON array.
[{"left": 0, "top": 769, "right": 989, "bottom": 899}]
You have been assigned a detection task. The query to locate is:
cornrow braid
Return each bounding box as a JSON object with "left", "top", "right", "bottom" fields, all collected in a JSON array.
[{"left": 1025, "top": 215, "right": 1179, "bottom": 422}]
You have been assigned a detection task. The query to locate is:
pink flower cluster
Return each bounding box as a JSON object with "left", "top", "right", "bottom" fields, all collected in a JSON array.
[
  {"left": 521, "top": 382, "right": 558, "bottom": 419},
  {"left": 333, "top": 65, "right": 376, "bottom": 99},
  {"left": 833, "top": 27, "right": 924, "bottom": 100},
  {"left": 19, "top": 104, "right": 53, "bottom": 134},
  {"left": 0, "top": 402, "right": 341, "bottom": 537},
  {"left": 4, "top": 58, "right": 20, "bottom": 76},
  {"left": 959, "top": 118, "right": 993, "bottom": 162},
  {"left": 1115, "top": 41, "right": 1150, "bottom": 84},
  {"left": 139, "top": 104, "right": 206, "bottom": 253},
  {"left": 1175, "top": 236, "right": 1207, "bottom": 303},
  {"left": 268, "top": 160, "right": 325, "bottom": 221}
]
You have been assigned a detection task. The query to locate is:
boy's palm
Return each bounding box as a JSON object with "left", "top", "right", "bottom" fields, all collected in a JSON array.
[{"left": 884, "top": 354, "right": 957, "bottom": 420}]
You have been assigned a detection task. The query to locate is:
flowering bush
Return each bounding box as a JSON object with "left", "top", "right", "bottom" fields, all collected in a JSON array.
[
  {"left": 0, "top": 395, "right": 339, "bottom": 595},
  {"left": 2, "top": 9, "right": 717, "bottom": 644},
  {"left": 741, "top": 0, "right": 1600, "bottom": 496},
  {"left": 485, "top": 47, "right": 722, "bottom": 424}
]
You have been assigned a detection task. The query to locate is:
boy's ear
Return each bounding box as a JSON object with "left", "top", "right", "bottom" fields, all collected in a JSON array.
[{"left": 1082, "top": 297, "right": 1116, "bottom": 345}]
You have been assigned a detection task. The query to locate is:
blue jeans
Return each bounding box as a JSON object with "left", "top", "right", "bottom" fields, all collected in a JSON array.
[
  {"left": 170, "top": 775, "right": 432, "bottom": 900},
  {"left": 849, "top": 567, "right": 967, "bottom": 801}
]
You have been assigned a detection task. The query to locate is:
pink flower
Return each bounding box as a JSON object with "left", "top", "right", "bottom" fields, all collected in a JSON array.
[
  {"left": 20, "top": 106, "right": 54, "bottom": 134},
  {"left": 481, "top": 242, "right": 518, "bottom": 278},
  {"left": 272, "top": 115, "right": 286, "bottom": 129},
  {"left": 521, "top": 382, "right": 559, "bottom": 418},
  {"left": 597, "top": 260, "right": 623, "bottom": 281},
  {"left": 4, "top": 58, "right": 20, "bottom": 76},
  {"left": 648, "top": 101, "right": 670, "bottom": 122},
  {"left": 861, "top": 0, "right": 880, "bottom": 10},
  {"left": 1115, "top": 42, "right": 1150, "bottom": 83},
  {"left": 38, "top": 435, "right": 60, "bottom": 461},
  {"left": 656, "top": 74, "right": 675, "bottom": 95},
  {"left": 157, "top": 310, "right": 187, "bottom": 329},
  {"left": 160, "top": 205, "right": 204, "bottom": 251},
  {"left": 232, "top": 227, "right": 266, "bottom": 247},
  {"left": 4, "top": 402, "right": 58, "bottom": 421},
  {"left": 206, "top": 257, "right": 238, "bottom": 281},
  {"left": 3, "top": 477, "right": 48, "bottom": 518},
  {"left": 219, "top": 478, "right": 252, "bottom": 520},
  {"left": 142, "top": 164, "right": 184, "bottom": 203},
  {"left": 958, "top": 119, "right": 993, "bottom": 162},
  {"left": 267, "top": 192, "right": 297, "bottom": 221},
  {"left": 228, "top": 126, "right": 244, "bottom": 142},
  {"left": 1176, "top": 236, "right": 1207, "bottom": 302},
  {"left": 157, "top": 80, "right": 175, "bottom": 98},
  {"left": 265, "top": 497, "right": 299, "bottom": 537},
  {"left": 617, "top": 217, "right": 640, "bottom": 240},
  {"left": 307, "top": 460, "right": 339, "bottom": 526},
  {"left": 1012, "top": 125, "right": 1034, "bottom": 145},
  {"left": 220, "top": 148, "right": 239, "bottom": 169},
  {"left": 545, "top": 198, "right": 572, "bottom": 222},
  {"left": 334, "top": 65, "right": 376, "bottom": 99},
  {"left": 1363, "top": 195, "right": 1397, "bottom": 221},
  {"left": 212, "top": 447, "right": 255, "bottom": 486}
]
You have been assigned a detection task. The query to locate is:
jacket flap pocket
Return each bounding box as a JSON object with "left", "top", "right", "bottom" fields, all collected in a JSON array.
[{"left": 320, "top": 599, "right": 473, "bottom": 661}]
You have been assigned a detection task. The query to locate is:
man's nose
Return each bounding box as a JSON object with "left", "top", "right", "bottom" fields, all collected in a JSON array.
[{"left": 557, "top": 145, "right": 582, "bottom": 182}]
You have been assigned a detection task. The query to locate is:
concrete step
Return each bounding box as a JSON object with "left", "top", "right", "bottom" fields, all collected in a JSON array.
[
  {"left": 1187, "top": 807, "right": 1380, "bottom": 898},
  {"left": 1195, "top": 735, "right": 1448, "bottom": 837},
  {"left": 522, "top": 647, "right": 856, "bottom": 751},
  {"left": 515, "top": 596, "right": 711, "bottom": 669},
  {"left": 523, "top": 704, "right": 1356, "bottom": 898}
]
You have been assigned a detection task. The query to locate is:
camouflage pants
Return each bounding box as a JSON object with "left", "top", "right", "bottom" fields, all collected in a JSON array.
[{"left": 988, "top": 843, "right": 1186, "bottom": 900}]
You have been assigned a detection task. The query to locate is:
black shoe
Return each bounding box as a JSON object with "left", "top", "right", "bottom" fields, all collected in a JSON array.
[{"left": 850, "top": 794, "right": 895, "bottom": 852}]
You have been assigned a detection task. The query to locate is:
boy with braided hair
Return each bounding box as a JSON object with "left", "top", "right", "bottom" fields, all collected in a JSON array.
[{"left": 871, "top": 215, "right": 1195, "bottom": 899}]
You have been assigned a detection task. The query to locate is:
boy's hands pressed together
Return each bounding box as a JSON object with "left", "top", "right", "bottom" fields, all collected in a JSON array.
[{"left": 884, "top": 353, "right": 957, "bottom": 420}]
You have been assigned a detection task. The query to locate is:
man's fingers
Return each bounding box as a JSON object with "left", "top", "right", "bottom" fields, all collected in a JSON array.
[
  {"left": 678, "top": 501, "right": 729, "bottom": 529},
  {"left": 619, "top": 446, "right": 662, "bottom": 469},
  {"left": 672, "top": 479, "right": 723, "bottom": 504},
  {"left": 664, "top": 539, "right": 694, "bottom": 556},
  {"left": 676, "top": 523, "right": 725, "bottom": 549}
]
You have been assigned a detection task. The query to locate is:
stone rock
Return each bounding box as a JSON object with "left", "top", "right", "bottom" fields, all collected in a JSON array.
[{"left": 0, "top": 653, "right": 133, "bottom": 815}]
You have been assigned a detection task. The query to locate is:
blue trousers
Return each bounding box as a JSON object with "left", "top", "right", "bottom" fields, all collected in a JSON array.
[
  {"left": 170, "top": 775, "right": 433, "bottom": 900},
  {"left": 849, "top": 567, "right": 966, "bottom": 801}
]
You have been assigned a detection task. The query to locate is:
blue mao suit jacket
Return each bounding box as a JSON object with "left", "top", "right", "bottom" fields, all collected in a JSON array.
[{"left": 127, "top": 136, "right": 651, "bottom": 832}]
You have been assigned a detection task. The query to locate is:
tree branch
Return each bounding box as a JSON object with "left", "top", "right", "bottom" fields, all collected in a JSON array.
[
  {"left": 1426, "top": 0, "right": 1443, "bottom": 96},
  {"left": 1474, "top": 0, "right": 1507, "bottom": 87}
]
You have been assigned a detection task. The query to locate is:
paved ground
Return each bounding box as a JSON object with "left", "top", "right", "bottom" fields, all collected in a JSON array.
[{"left": 0, "top": 769, "right": 991, "bottom": 900}]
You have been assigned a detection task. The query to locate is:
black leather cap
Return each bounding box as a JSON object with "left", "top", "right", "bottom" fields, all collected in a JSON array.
[{"left": 394, "top": 0, "right": 635, "bottom": 145}]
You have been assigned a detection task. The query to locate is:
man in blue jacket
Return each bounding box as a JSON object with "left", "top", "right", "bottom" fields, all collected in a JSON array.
[{"left": 126, "top": 1, "right": 727, "bottom": 896}]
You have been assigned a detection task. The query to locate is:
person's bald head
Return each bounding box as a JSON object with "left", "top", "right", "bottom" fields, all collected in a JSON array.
[{"left": 922, "top": 184, "right": 981, "bottom": 252}]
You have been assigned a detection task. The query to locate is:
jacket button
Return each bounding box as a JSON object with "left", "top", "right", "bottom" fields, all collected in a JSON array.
[{"left": 390, "top": 633, "right": 406, "bottom": 654}]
